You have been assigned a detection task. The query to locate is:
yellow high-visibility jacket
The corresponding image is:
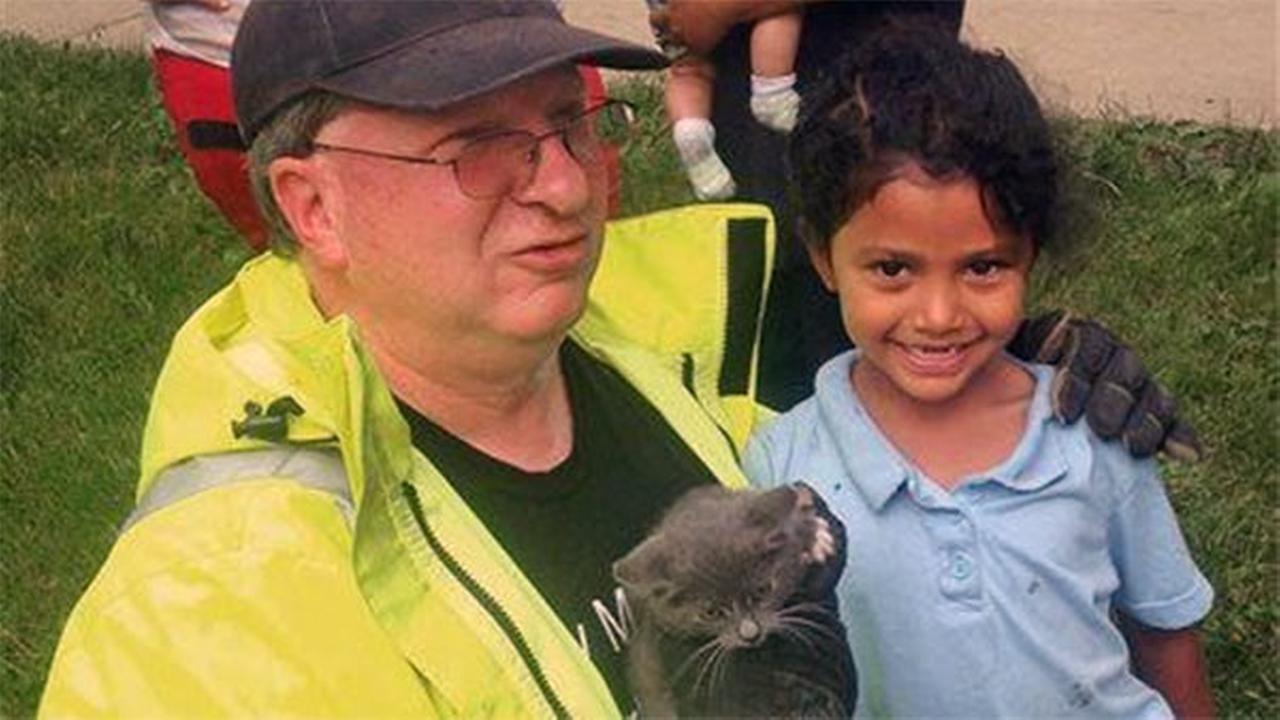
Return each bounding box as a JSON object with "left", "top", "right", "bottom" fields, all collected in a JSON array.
[{"left": 40, "top": 205, "right": 775, "bottom": 718}]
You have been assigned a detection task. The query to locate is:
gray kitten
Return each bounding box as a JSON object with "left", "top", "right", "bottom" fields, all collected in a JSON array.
[{"left": 614, "top": 484, "right": 856, "bottom": 719}]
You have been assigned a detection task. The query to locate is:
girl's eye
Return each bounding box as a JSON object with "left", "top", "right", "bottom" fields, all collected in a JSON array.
[
  {"left": 873, "top": 260, "right": 908, "bottom": 278},
  {"left": 968, "top": 259, "right": 1007, "bottom": 278}
]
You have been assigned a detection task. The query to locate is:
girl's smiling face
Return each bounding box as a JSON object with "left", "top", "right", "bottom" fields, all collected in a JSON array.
[{"left": 810, "top": 163, "right": 1035, "bottom": 406}]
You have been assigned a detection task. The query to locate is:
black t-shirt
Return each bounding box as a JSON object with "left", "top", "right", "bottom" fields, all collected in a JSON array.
[{"left": 396, "top": 339, "right": 718, "bottom": 711}]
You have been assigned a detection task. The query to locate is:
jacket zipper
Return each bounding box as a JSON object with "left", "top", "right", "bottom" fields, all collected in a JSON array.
[
  {"left": 400, "top": 482, "right": 571, "bottom": 720},
  {"left": 681, "top": 353, "right": 741, "bottom": 465}
]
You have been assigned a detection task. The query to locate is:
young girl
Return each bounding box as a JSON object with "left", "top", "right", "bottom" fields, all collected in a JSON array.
[{"left": 744, "top": 25, "right": 1216, "bottom": 718}]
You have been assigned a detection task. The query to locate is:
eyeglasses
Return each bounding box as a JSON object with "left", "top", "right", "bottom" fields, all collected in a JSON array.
[{"left": 309, "top": 100, "right": 636, "bottom": 200}]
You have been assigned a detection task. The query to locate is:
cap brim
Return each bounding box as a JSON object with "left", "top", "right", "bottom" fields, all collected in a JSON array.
[{"left": 317, "top": 16, "right": 666, "bottom": 113}]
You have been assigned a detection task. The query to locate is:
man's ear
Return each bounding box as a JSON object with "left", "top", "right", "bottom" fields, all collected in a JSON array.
[
  {"left": 269, "top": 156, "right": 347, "bottom": 269},
  {"left": 807, "top": 243, "right": 837, "bottom": 292}
]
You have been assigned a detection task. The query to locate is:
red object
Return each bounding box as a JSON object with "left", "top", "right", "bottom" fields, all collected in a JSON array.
[
  {"left": 152, "top": 49, "right": 269, "bottom": 251},
  {"left": 579, "top": 65, "right": 622, "bottom": 217}
]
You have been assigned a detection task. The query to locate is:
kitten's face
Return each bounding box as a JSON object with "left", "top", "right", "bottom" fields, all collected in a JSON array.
[{"left": 615, "top": 486, "right": 815, "bottom": 648}]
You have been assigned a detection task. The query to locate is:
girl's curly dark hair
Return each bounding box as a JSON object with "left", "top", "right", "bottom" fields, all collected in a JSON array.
[{"left": 788, "top": 21, "right": 1059, "bottom": 253}]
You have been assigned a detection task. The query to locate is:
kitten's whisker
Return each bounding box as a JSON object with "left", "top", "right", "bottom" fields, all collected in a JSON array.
[
  {"left": 777, "top": 600, "right": 835, "bottom": 619},
  {"left": 673, "top": 636, "right": 723, "bottom": 684},
  {"left": 708, "top": 643, "right": 735, "bottom": 703},
  {"left": 774, "top": 623, "right": 819, "bottom": 652},
  {"left": 690, "top": 640, "right": 724, "bottom": 700},
  {"left": 778, "top": 614, "right": 843, "bottom": 643}
]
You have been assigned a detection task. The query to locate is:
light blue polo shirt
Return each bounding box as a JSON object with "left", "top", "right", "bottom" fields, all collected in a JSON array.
[{"left": 744, "top": 351, "right": 1213, "bottom": 718}]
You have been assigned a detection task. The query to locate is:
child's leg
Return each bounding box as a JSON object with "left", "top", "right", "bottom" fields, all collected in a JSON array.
[
  {"left": 666, "top": 56, "right": 736, "bottom": 200},
  {"left": 749, "top": 11, "right": 803, "bottom": 133}
]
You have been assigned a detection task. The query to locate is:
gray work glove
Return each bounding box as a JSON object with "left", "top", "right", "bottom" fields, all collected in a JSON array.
[{"left": 1008, "top": 311, "right": 1204, "bottom": 462}]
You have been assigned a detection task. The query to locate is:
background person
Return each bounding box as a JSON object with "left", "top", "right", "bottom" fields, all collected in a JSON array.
[
  {"left": 146, "top": 0, "right": 268, "bottom": 249},
  {"left": 646, "top": 0, "right": 803, "bottom": 200}
]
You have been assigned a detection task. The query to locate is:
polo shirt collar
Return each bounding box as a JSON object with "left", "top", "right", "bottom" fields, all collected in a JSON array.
[
  {"left": 977, "top": 361, "right": 1069, "bottom": 493},
  {"left": 813, "top": 352, "right": 912, "bottom": 511},
  {"left": 813, "top": 351, "right": 1068, "bottom": 512}
]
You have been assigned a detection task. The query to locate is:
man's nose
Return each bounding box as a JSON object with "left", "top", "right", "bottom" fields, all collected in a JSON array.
[{"left": 514, "top": 133, "right": 594, "bottom": 215}]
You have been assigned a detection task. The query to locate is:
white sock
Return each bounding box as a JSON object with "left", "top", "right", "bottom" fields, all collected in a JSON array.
[
  {"left": 750, "top": 73, "right": 800, "bottom": 133},
  {"left": 672, "top": 118, "right": 736, "bottom": 201}
]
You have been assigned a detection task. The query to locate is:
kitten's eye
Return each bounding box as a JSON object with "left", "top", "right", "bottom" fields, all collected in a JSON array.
[
  {"left": 750, "top": 579, "right": 775, "bottom": 602},
  {"left": 701, "top": 606, "right": 726, "bottom": 622}
]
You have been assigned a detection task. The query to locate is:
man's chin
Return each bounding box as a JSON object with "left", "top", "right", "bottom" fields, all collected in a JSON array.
[{"left": 499, "top": 283, "right": 592, "bottom": 345}]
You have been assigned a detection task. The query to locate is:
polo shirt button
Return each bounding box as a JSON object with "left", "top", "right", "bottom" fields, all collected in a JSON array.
[{"left": 951, "top": 552, "right": 974, "bottom": 579}]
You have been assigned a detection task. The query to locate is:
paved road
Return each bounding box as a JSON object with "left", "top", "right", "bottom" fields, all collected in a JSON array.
[{"left": 3, "top": 0, "right": 1274, "bottom": 126}]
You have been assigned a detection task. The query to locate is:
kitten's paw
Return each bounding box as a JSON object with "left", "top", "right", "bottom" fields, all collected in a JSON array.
[{"left": 803, "top": 517, "right": 836, "bottom": 565}]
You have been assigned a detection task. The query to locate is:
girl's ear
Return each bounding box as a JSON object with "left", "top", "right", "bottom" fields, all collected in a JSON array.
[
  {"left": 269, "top": 156, "right": 348, "bottom": 269},
  {"left": 807, "top": 244, "right": 838, "bottom": 292}
]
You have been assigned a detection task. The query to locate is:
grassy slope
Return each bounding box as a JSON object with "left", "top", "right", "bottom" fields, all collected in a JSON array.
[
  {"left": 2, "top": 37, "right": 1276, "bottom": 716},
  {"left": 0, "top": 36, "right": 252, "bottom": 715}
]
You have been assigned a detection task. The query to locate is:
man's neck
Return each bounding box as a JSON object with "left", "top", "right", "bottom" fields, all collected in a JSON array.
[
  {"left": 305, "top": 262, "right": 576, "bottom": 471},
  {"left": 372, "top": 335, "right": 575, "bottom": 473}
]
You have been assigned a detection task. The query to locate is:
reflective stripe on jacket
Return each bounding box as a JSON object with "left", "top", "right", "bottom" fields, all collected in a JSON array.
[{"left": 40, "top": 204, "right": 775, "bottom": 718}]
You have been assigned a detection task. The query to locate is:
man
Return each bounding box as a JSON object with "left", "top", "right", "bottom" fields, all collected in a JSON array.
[
  {"left": 41, "top": 3, "right": 758, "bottom": 715},
  {"left": 40, "top": 1, "right": 1194, "bottom": 717}
]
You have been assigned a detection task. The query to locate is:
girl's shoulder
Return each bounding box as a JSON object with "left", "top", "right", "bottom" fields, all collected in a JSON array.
[
  {"left": 744, "top": 395, "right": 824, "bottom": 483},
  {"left": 1019, "top": 358, "right": 1163, "bottom": 507}
]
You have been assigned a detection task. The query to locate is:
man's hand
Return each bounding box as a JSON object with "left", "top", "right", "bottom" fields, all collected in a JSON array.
[
  {"left": 655, "top": 0, "right": 807, "bottom": 55},
  {"left": 1008, "top": 311, "right": 1204, "bottom": 462}
]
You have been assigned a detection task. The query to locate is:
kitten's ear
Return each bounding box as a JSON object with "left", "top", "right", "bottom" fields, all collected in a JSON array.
[{"left": 613, "top": 535, "right": 669, "bottom": 589}]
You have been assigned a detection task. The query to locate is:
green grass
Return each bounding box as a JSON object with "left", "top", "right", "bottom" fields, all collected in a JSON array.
[
  {"left": 2, "top": 36, "right": 1276, "bottom": 717},
  {"left": 0, "top": 35, "right": 252, "bottom": 716}
]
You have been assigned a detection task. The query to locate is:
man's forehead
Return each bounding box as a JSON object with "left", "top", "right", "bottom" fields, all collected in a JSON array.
[
  {"left": 319, "top": 66, "right": 584, "bottom": 143},
  {"left": 434, "top": 65, "right": 586, "bottom": 125}
]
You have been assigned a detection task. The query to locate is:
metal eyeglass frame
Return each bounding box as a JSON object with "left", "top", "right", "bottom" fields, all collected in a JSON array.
[{"left": 307, "top": 99, "right": 636, "bottom": 200}]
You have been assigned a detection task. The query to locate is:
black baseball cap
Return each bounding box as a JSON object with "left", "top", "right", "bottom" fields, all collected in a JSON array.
[{"left": 232, "top": 0, "right": 667, "bottom": 143}]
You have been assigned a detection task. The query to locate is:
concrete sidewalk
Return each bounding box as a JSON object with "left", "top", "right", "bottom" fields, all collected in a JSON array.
[{"left": 3, "top": 0, "right": 1274, "bottom": 127}]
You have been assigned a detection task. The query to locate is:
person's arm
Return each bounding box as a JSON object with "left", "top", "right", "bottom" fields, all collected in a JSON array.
[
  {"left": 40, "top": 482, "right": 443, "bottom": 717},
  {"left": 655, "top": 0, "right": 820, "bottom": 55},
  {"left": 1118, "top": 614, "right": 1216, "bottom": 719}
]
